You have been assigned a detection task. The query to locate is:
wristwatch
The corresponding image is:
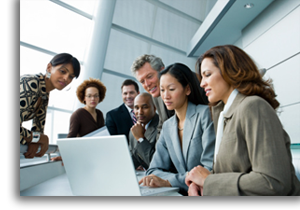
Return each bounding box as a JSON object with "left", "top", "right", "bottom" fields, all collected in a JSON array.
[
  {"left": 31, "top": 132, "right": 40, "bottom": 143},
  {"left": 138, "top": 137, "right": 144, "bottom": 143}
]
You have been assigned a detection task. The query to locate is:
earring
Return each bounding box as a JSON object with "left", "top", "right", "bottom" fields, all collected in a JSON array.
[{"left": 46, "top": 72, "right": 51, "bottom": 79}]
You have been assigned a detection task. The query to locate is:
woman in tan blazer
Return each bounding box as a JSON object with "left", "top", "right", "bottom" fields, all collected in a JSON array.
[{"left": 185, "top": 45, "right": 300, "bottom": 196}]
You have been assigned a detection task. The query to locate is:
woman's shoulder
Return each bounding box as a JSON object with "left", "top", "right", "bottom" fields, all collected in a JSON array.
[
  {"left": 195, "top": 103, "right": 209, "bottom": 111},
  {"left": 236, "top": 95, "right": 277, "bottom": 119},
  {"left": 72, "top": 108, "right": 87, "bottom": 115},
  {"left": 240, "top": 95, "right": 273, "bottom": 110},
  {"left": 189, "top": 103, "right": 210, "bottom": 116},
  {"left": 20, "top": 73, "right": 45, "bottom": 95},
  {"left": 20, "top": 73, "right": 43, "bottom": 82}
]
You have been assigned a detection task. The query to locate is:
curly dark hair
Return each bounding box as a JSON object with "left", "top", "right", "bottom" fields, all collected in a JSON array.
[{"left": 76, "top": 78, "right": 106, "bottom": 104}]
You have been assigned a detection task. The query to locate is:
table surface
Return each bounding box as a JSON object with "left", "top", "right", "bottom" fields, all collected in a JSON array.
[{"left": 20, "top": 172, "right": 182, "bottom": 196}]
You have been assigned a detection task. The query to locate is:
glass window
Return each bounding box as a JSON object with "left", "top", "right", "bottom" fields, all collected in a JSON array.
[
  {"left": 20, "top": 46, "right": 53, "bottom": 76},
  {"left": 20, "top": 0, "right": 94, "bottom": 145},
  {"left": 60, "top": 0, "right": 98, "bottom": 15},
  {"left": 20, "top": 0, "right": 93, "bottom": 61},
  {"left": 49, "top": 109, "right": 72, "bottom": 144}
]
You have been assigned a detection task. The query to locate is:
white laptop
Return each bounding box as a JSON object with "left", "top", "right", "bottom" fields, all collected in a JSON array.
[
  {"left": 83, "top": 126, "right": 110, "bottom": 137},
  {"left": 57, "top": 135, "right": 179, "bottom": 196}
]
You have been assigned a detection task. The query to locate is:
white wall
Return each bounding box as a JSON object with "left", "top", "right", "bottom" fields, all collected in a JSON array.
[
  {"left": 98, "top": 0, "right": 200, "bottom": 117},
  {"left": 240, "top": 0, "right": 300, "bottom": 144}
]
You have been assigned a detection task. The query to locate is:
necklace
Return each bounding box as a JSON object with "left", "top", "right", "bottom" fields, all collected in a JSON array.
[{"left": 178, "top": 127, "right": 183, "bottom": 131}]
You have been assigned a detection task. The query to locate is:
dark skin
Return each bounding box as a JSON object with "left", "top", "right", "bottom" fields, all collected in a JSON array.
[
  {"left": 23, "top": 134, "right": 49, "bottom": 158},
  {"left": 22, "top": 62, "right": 75, "bottom": 158}
]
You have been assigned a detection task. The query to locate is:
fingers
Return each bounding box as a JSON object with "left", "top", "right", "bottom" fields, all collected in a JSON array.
[
  {"left": 185, "top": 171, "right": 192, "bottom": 186},
  {"left": 23, "top": 143, "right": 39, "bottom": 158},
  {"left": 35, "top": 134, "right": 49, "bottom": 157},
  {"left": 51, "top": 156, "right": 64, "bottom": 166},
  {"left": 186, "top": 166, "right": 210, "bottom": 187},
  {"left": 23, "top": 151, "right": 35, "bottom": 159},
  {"left": 139, "top": 175, "right": 157, "bottom": 187},
  {"left": 138, "top": 178, "right": 143, "bottom": 185},
  {"left": 145, "top": 176, "right": 154, "bottom": 186},
  {"left": 139, "top": 175, "right": 172, "bottom": 188},
  {"left": 35, "top": 143, "right": 48, "bottom": 157},
  {"left": 188, "top": 183, "right": 201, "bottom": 196},
  {"left": 51, "top": 156, "right": 62, "bottom": 161},
  {"left": 131, "top": 123, "right": 145, "bottom": 140}
]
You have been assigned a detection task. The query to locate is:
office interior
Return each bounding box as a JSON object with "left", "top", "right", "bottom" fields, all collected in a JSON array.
[{"left": 19, "top": 0, "right": 300, "bottom": 196}]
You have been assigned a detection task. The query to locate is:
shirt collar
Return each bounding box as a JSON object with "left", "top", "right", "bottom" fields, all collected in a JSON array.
[
  {"left": 145, "top": 119, "right": 152, "bottom": 130},
  {"left": 124, "top": 103, "right": 133, "bottom": 113}
]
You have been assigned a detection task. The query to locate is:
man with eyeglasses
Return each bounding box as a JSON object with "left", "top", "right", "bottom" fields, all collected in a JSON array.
[{"left": 105, "top": 79, "right": 140, "bottom": 143}]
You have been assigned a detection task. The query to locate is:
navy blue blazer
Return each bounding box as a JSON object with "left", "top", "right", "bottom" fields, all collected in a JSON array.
[
  {"left": 146, "top": 102, "right": 215, "bottom": 192},
  {"left": 105, "top": 103, "right": 133, "bottom": 143}
]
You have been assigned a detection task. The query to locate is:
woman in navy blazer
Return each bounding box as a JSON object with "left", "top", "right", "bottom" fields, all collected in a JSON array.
[{"left": 139, "top": 63, "right": 215, "bottom": 194}]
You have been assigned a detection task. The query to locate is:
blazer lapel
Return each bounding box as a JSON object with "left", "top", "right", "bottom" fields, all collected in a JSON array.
[
  {"left": 182, "top": 102, "right": 197, "bottom": 163},
  {"left": 223, "top": 93, "right": 246, "bottom": 127},
  {"left": 168, "top": 116, "right": 186, "bottom": 171},
  {"left": 121, "top": 103, "right": 133, "bottom": 125},
  {"left": 144, "top": 114, "right": 159, "bottom": 141}
]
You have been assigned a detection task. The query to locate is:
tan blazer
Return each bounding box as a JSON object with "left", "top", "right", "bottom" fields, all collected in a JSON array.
[{"left": 203, "top": 93, "right": 300, "bottom": 196}]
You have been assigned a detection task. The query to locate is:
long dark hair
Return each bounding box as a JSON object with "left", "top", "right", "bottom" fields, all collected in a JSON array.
[
  {"left": 160, "top": 63, "right": 206, "bottom": 105},
  {"left": 50, "top": 53, "right": 81, "bottom": 78}
]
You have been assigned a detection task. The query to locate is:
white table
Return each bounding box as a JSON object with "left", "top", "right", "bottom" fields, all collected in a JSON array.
[{"left": 20, "top": 172, "right": 181, "bottom": 196}]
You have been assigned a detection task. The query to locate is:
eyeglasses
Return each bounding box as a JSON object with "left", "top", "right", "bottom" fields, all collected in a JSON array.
[{"left": 85, "top": 95, "right": 99, "bottom": 99}]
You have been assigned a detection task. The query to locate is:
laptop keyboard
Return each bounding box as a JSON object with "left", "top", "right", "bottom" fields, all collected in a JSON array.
[{"left": 140, "top": 188, "right": 157, "bottom": 195}]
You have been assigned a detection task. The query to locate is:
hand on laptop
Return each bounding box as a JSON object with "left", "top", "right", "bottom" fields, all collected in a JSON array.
[{"left": 138, "top": 174, "right": 171, "bottom": 188}]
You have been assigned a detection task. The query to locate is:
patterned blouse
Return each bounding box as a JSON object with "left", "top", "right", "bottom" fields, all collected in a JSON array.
[{"left": 20, "top": 73, "right": 49, "bottom": 145}]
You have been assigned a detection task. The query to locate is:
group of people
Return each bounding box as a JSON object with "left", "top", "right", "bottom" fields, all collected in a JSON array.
[{"left": 20, "top": 45, "right": 300, "bottom": 196}]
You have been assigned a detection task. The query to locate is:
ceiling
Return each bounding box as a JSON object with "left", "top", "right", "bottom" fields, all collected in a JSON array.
[{"left": 187, "top": 0, "right": 274, "bottom": 57}]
